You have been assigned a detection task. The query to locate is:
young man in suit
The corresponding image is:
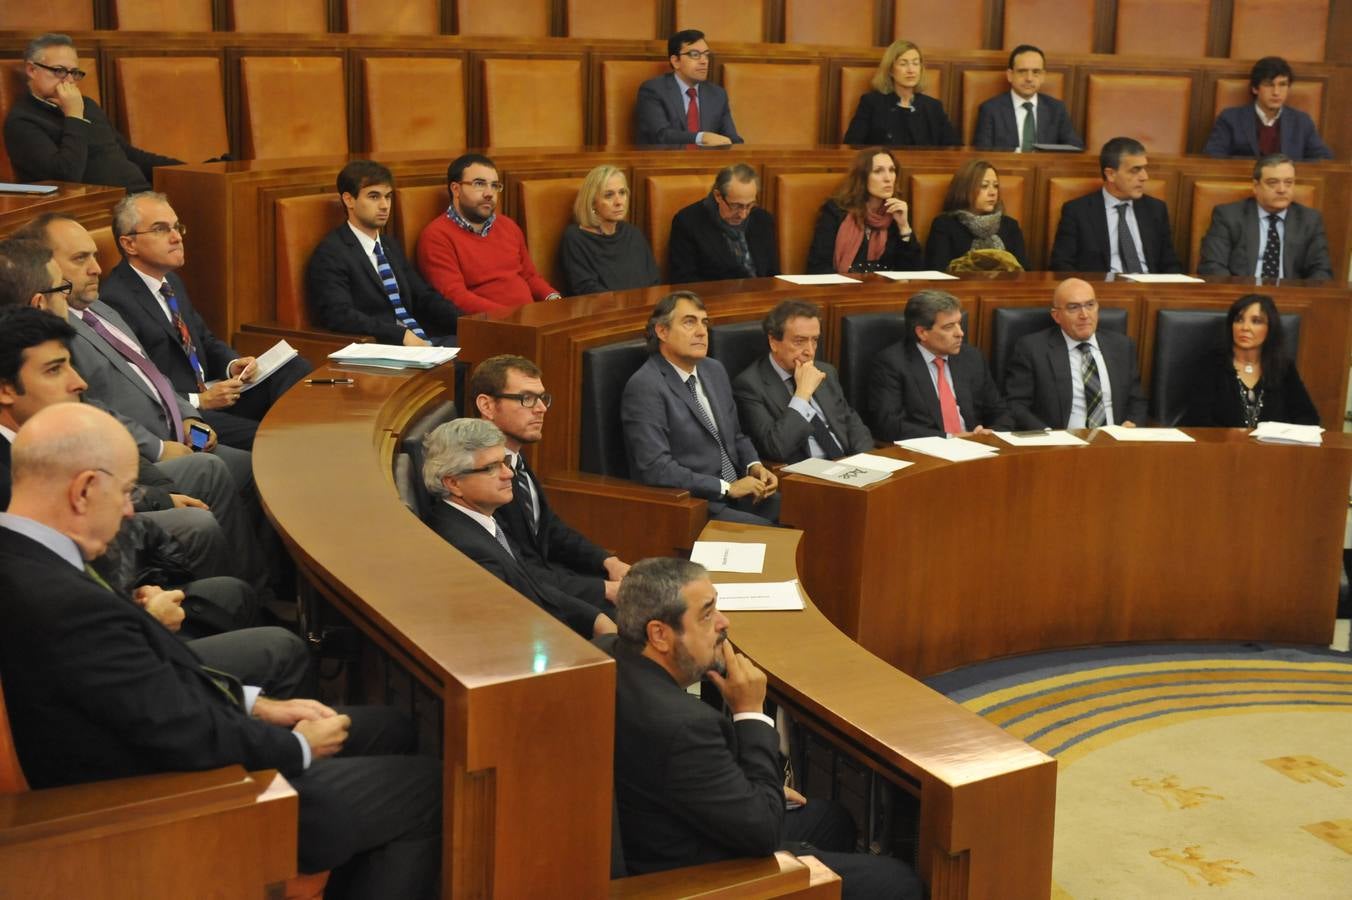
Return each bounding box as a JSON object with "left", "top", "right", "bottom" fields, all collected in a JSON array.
[
  {"left": 1198, "top": 154, "right": 1333, "bottom": 281},
  {"left": 972, "top": 44, "right": 1082, "bottom": 152},
  {"left": 667, "top": 164, "right": 780, "bottom": 285},
  {"left": 99, "top": 191, "right": 311, "bottom": 451},
  {"left": 733, "top": 299, "right": 873, "bottom": 463},
  {"left": 1203, "top": 56, "right": 1333, "bottom": 161},
  {"left": 634, "top": 29, "right": 742, "bottom": 146},
  {"left": 621, "top": 291, "right": 780, "bottom": 525},
  {"left": 869, "top": 290, "right": 1012, "bottom": 441},
  {"left": 1003, "top": 278, "right": 1148, "bottom": 430},
  {"left": 1049, "top": 137, "right": 1182, "bottom": 274}
]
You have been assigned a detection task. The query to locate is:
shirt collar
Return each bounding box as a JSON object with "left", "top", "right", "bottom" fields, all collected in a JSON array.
[
  {"left": 768, "top": 355, "right": 794, "bottom": 382},
  {"left": 0, "top": 423, "right": 14, "bottom": 443},
  {"left": 0, "top": 512, "right": 84, "bottom": 570},
  {"left": 1011, "top": 90, "right": 1037, "bottom": 109},
  {"left": 1102, "top": 187, "right": 1133, "bottom": 211},
  {"left": 665, "top": 357, "right": 698, "bottom": 382},
  {"left": 442, "top": 498, "right": 499, "bottom": 537},
  {"left": 446, "top": 202, "right": 496, "bottom": 237},
  {"left": 346, "top": 221, "right": 380, "bottom": 257},
  {"left": 131, "top": 263, "right": 168, "bottom": 297},
  {"left": 673, "top": 72, "right": 695, "bottom": 95},
  {"left": 1061, "top": 330, "right": 1101, "bottom": 353},
  {"left": 1255, "top": 102, "right": 1282, "bottom": 128},
  {"left": 916, "top": 343, "right": 947, "bottom": 364},
  {"left": 1260, "top": 205, "right": 1288, "bottom": 223}
]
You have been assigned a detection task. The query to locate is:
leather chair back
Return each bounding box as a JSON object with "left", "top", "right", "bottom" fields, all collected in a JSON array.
[
  {"left": 393, "top": 452, "right": 425, "bottom": 519},
  {"left": 229, "top": 0, "right": 327, "bottom": 32},
  {"left": 580, "top": 339, "right": 649, "bottom": 477},
  {"left": 363, "top": 57, "right": 466, "bottom": 154},
  {"left": 601, "top": 60, "right": 670, "bottom": 147},
  {"left": 393, "top": 184, "right": 450, "bottom": 262},
  {"left": 784, "top": 0, "right": 875, "bottom": 47},
  {"left": 89, "top": 225, "right": 121, "bottom": 276},
  {"left": 1085, "top": 74, "right": 1192, "bottom": 156},
  {"left": 1230, "top": 0, "right": 1328, "bottom": 62},
  {"left": 839, "top": 312, "right": 909, "bottom": 420},
  {"left": 989, "top": 305, "right": 1129, "bottom": 385},
  {"left": 1150, "top": 308, "right": 1301, "bottom": 424},
  {"left": 643, "top": 174, "right": 716, "bottom": 280},
  {"left": 399, "top": 399, "right": 458, "bottom": 521},
  {"left": 0, "top": 59, "right": 101, "bottom": 182},
  {"left": 908, "top": 171, "right": 1026, "bottom": 249},
  {"left": 457, "top": 0, "right": 550, "bottom": 36},
  {"left": 0, "top": 1, "right": 92, "bottom": 29},
  {"left": 709, "top": 320, "right": 767, "bottom": 383},
  {"left": 1188, "top": 180, "right": 1316, "bottom": 272},
  {"left": 346, "top": 0, "right": 439, "bottom": 34},
  {"left": 893, "top": 0, "right": 982, "bottom": 48},
  {"left": 1002, "top": 0, "right": 1095, "bottom": 54},
  {"left": 240, "top": 56, "right": 348, "bottom": 160},
  {"left": 721, "top": 62, "right": 822, "bottom": 146},
  {"left": 274, "top": 193, "right": 346, "bottom": 329},
  {"left": 482, "top": 57, "right": 584, "bottom": 148},
  {"left": 1045, "top": 175, "right": 1167, "bottom": 260},
  {"left": 675, "top": 0, "right": 763, "bottom": 42},
  {"left": 115, "top": 57, "right": 229, "bottom": 165},
  {"left": 114, "top": 0, "right": 213, "bottom": 30},
  {"left": 838, "top": 66, "right": 875, "bottom": 143},
  {"left": 1212, "top": 78, "right": 1323, "bottom": 128},
  {"left": 773, "top": 172, "right": 840, "bottom": 275},
  {"left": 1115, "top": 0, "right": 1209, "bottom": 56},
  {"left": 959, "top": 68, "right": 1065, "bottom": 146},
  {"left": 568, "top": 0, "right": 658, "bottom": 38},
  {"left": 518, "top": 176, "right": 584, "bottom": 291}
]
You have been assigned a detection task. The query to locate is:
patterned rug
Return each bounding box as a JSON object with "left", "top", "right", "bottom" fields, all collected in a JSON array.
[{"left": 927, "top": 644, "right": 1352, "bottom": 899}]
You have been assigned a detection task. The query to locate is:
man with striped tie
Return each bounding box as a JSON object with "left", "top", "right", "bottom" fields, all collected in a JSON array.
[{"left": 306, "top": 160, "right": 462, "bottom": 347}]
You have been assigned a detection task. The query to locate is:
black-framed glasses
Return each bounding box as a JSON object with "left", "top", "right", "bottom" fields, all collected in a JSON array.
[
  {"left": 492, "top": 392, "right": 552, "bottom": 409},
  {"left": 32, "top": 61, "right": 87, "bottom": 81},
  {"left": 454, "top": 459, "right": 513, "bottom": 478},
  {"left": 94, "top": 467, "right": 146, "bottom": 504},
  {"left": 715, "top": 192, "right": 757, "bottom": 214},
  {"left": 125, "top": 222, "right": 187, "bottom": 239},
  {"left": 676, "top": 49, "right": 713, "bottom": 61},
  {"left": 458, "top": 179, "right": 504, "bottom": 193},
  {"left": 39, "top": 281, "right": 74, "bottom": 297}
]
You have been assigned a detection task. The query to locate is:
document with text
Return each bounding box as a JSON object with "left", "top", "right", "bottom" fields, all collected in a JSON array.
[
  {"left": 713, "top": 580, "right": 805, "bottom": 611},
  {"left": 775, "top": 274, "right": 860, "bottom": 285},
  {"left": 780, "top": 457, "right": 894, "bottom": 487},
  {"left": 690, "top": 541, "right": 766, "bottom": 574},
  {"left": 835, "top": 452, "right": 915, "bottom": 473},
  {"left": 1100, "top": 425, "right": 1195, "bottom": 442},
  {"left": 872, "top": 270, "right": 958, "bottom": 281},
  {"left": 896, "top": 435, "right": 999, "bottom": 462},
  {"left": 993, "top": 430, "right": 1088, "bottom": 447}
]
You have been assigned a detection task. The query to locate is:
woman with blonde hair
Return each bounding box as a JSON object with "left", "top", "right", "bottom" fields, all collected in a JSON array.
[
  {"left": 806, "top": 147, "right": 923, "bottom": 274},
  {"left": 925, "top": 158, "right": 1028, "bottom": 272},
  {"left": 842, "top": 40, "right": 960, "bottom": 147},
  {"left": 558, "top": 165, "right": 658, "bottom": 296}
]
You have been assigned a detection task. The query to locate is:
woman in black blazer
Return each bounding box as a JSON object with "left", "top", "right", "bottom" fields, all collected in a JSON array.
[
  {"left": 842, "top": 40, "right": 961, "bottom": 147},
  {"left": 925, "top": 159, "right": 1029, "bottom": 272},
  {"left": 806, "top": 147, "right": 924, "bottom": 274},
  {"left": 1183, "top": 294, "right": 1319, "bottom": 427}
]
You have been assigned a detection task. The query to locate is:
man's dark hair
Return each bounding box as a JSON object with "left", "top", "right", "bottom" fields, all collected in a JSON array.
[
  {"left": 1253, "top": 153, "right": 1294, "bottom": 181},
  {"left": 904, "top": 290, "right": 962, "bottom": 341},
  {"left": 1098, "top": 137, "right": 1146, "bottom": 181},
  {"left": 337, "top": 160, "right": 394, "bottom": 197},
  {"left": 616, "top": 557, "right": 709, "bottom": 648},
  {"left": 0, "top": 239, "right": 55, "bottom": 309},
  {"left": 1007, "top": 44, "right": 1045, "bottom": 70},
  {"left": 0, "top": 305, "right": 76, "bottom": 390},
  {"left": 645, "top": 290, "right": 705, "bottom": 354},
  {"left": 9, "top": 212, "right": 77, "bottom": 247},
  {"left": 447, "top": 153, "right": 497, "bottom": 187},
  {"left": 667, "top": 29, "right": 705, "bottom": 59},
  {"left": 23, "top": 33, "right": 74, "bottom": 64},
  {"left": 712, "top": 163, "right": 759, "bottom": 197},
  {"left": 762, "top": 299, "right": 820, "bottom": 340},
  {"left": 469, "top": 354, "right": 543, "bottom": 410},
  {"left": 1249, "top": 56, "right": 1294, "bottom": 91}
]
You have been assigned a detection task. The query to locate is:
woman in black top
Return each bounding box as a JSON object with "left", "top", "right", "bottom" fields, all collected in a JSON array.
[
  {"left": 842, "top": 40, "right": 961, "bottom": 147},
  {"left": 1183, "top": 294, "right": 1319, "bottom": 427},
  {"left": 925, "top": 159, "right": 1029, "bottom": 272},
  {"left": 806, "top": 147, "right": 924, "bottom": 274},
  {"left": 557, "top": 165, "right": 659, "bottom": 296}
]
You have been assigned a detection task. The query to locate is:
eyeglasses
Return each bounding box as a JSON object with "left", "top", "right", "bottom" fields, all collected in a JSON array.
[
  {"left": 454, "top": 459, "right": 513, "bottom": 477},
  {"left": 39, "top": 281, "right": 74, "bottom": 297},
  {"left": 1057, "top": 300, "right": 1099, "bottom": 314},
  {"left": 458, "top": 179, "right": 504, "bottom": 193},
  {"left": 492, "top": 392, "right": 552, "bottom": 409},
  {"left": 94, "top": 468, "right": 146, "bottom": 504},
  {"left": 716, "top": 193, "right": 757, "bottom": 214},
  {"left": 32, "top": 61, "right": 87, "bottom": 81},
  {"left": 676, "top": 49, "right": 713, "bottom": 61},
  {"left": 125, "top": 222, "right": 187, "bottom": 239}
]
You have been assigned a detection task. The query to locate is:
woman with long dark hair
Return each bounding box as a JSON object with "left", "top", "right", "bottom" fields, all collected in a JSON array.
[{"left": 805, "top": 147, "right": 923, "bottom": 274}]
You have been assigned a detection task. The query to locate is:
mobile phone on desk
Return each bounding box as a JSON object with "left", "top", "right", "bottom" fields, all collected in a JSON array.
[{"left": 187, "top": 422, "right": 211, "bottom": 451}]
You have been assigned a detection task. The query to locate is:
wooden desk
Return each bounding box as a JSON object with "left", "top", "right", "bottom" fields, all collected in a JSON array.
[
  {"left": 778, "top": 429, "right": 1352, "bottom": 678},
  {"left": 0, "top": 183, "right": 123, "bottom": 235}
]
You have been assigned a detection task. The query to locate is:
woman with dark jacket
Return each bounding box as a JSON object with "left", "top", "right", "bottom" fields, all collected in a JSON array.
[
  {"left": 925, "top": 159, "right": 1028, "bottom": 272},
  {"left": 842, "top": 40, "right": 960, "bottom": 147},
  {"left": 806, "top": 147, "right": 924, "bottom": 275}
]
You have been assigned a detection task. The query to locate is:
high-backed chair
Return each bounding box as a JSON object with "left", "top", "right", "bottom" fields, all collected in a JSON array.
[
  {"left": 988, "top": 305, "right": 1130, "bottom": 385},
  {"left": 113, "top": 0, "right": 213, "bottom": 30},
  {"left": 363, "top": 57, "right": 466, "bottom": 154},
  {"left": 481, "top": 57, "right": 584, "bottom": 148},
  {"left": 1230, "top": 0, "right": 1328, "bottom": 62},
  {"left": 1115, "top": 0, "right": 1209, "bottom": 56},
  {"left": 675, "top": 0, "right": 763, "bottom": 42},
  {"left": 1002, "top": 0, "right": 1095, "bottom": 54},
  {"left": 346, "top": 0, "right": 439, "bottom": 33},
  {"left": 230, "top": 0, "right": 327, "bottom": 31},
  {"left": 893, "top": 0, "right": 982, "bottom": 50},
  {"left": 783, "top": 0, "right": 874, "bottom": 47},
  {"left": 709, "top": 320, "right": 768, "bottom": 384},
  {"left": 838, "top": 312, "right": 909, "bottom": 422},
  {"left": 580, "top": 339, "right": 650, "bottom": 477},
  {"left": 0, "top": 1, "right": 93, "bottom": 30},
  {"left": 1043, "top": 175, "right": 1168, "bottom": 261},
  {"left": 839, "top": 69, "right": 945, "bottom": 144},
  {"left": 567, "top": 0, "right": 658, "bottom": 38},
  {"left": 115, "top": 58, "right": 228, "bottom": 165},
  {"left": 239, "top": 56, "right": 348, "bottom": 160},
  {"left": 1084, "top": 74, "right": 1191, "bottom": 157},
  {"left": 959, "top": 68, "right": 1065, "bottom": 147},
  {"left": 644, "top": 174, "right": 716, "bottom": 279},
  {"left": 773, "top": 172, "right": 841, "bottom": 275},
  {"left": 518, "top": 177, "right": 584, "bottom": 292},
  {"left": 721, "top": 63, "right": 822, "bottom": 146},
  {"left": 1212, "top": 78, "right": 1323, "bottom": 128},
  {"left": 393, "top": 184, "right": 450, "bottom": 262},
  {"left": 0, "top": 59, "right": 101, "bottom": 182},
  {"left": 1187, "top": 180, "right": 1317, "bottom": 272},
  {"left": 457, "top": 0, "right": 550, "bottom": 36},
  {"left": 396, "top": 399, "right": 459, "bottom": 520},
  {"left": 601, "top": 60, "right": 670, "bottom": 147},
  {"left": 274, "top": 193, "right": 346, "bottom": 329},
  {"left": 89, "top": 225, "right": 120, "bottom": 276},
  {"left": 907, "top": 172, "right": 1026, "bottom": 249}
]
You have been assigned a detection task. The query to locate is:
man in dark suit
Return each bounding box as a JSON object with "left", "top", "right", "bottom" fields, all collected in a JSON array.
[
  {"left": 635, "top": 29, "right": 741, "bottom": 146},
  {"left": 0, "top": 402, "right": 442, "bottom": 898},
  {"left": 1050, "top": 137, "right": 1182, "bottom": 274},
  {"left": 421, "top": 417, "right": 616, "bottom": 638},
  {"left": 307, "top": 159, "right": 461, "bottom": 346},
  {"left": 668, "top": 165, "right": 780, "bottom": 285},
  {"left": 1198, "top": 154, "right": 1333, "bottom": 281},
  {"left": 622, "top": 291, "right": 780, "bottom": 525},
  {"left": 608, "top": 557, "right": 922, "bottom": 899},
  {"left": 733, "top": 299, "right": 873, "bottom": 463},
  {"left": 1203, "top": 57, "right": 1333, "bottom": 161},
  {"left": 470, "top": 354, "right": 630, "bottom": 609},
  {"left": 972, "top": 44, "right": 1082, "bottom": 151},
  {"left": 1003, "top": 278, "right": 1148, "bottom": 430},
  {"left": 99, "top": 191, "right": 310, "bottom": 451},
  {"left": 869, "top": 290, "right": 1012, "bottom": 441}
]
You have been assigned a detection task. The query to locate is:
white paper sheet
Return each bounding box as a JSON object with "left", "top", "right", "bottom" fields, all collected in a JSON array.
[
  {"left": 1099, "top": 425, "right": 1195, "bottom": 442},
  {"left": 774, "top": 274, "right": 860, "bottom": 285},
  {"left": 714, "top": 580, "right": 805, "bottom": 611},
  {"left": 872, "top": 270, "right": 958, "bottom": 281},
  {"left": 1251, "top": 421, "right": 1324, "bottom": 446},
  {"left": 778, "top": 458, "right": 893, "bottom": 487},
  {"left": 1119, "top": 273, "right": 1204, "bottom": 283},
  {"left": 328, "top": 343, "right": 459, "bottom": 369},
  {"left": 992, "top": 430, "right": 1089, "bottom": 447},
  {"left": 689, "top": 541, "right": 766, "bottom": 574},
  {"left": 896, "top": 436, "right": 999, "bottom": 462},
  {"left": 237, "top": 340, "right": 299, "bottom": 393},
  {"left": 835, "top": 452, "right": 915, "bottom": 473}
]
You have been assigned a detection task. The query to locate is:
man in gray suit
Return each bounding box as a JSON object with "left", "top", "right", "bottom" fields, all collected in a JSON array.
[
  {"left": 972, "top": 45, "right": 1082, "bottom": 152},
  {"left": 635, "top": 29, "right": 742, "bottom": 146},
  {"left": 1003, "top": 278, "right": 1148, "bottom": 430},
  {"left": 733, "top": 299, "right": 873, "bottom": 463},
  {"left": 622, "top": 291, "right": 778, "bottom": 525},
  {"left": 1198, "top": 154, "right": 1333, "bottom": 281}
]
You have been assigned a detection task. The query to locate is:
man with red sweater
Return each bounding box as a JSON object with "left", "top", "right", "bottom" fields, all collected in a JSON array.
[{"left": 416, "top": 153, "right": 561, "bottom": 315}]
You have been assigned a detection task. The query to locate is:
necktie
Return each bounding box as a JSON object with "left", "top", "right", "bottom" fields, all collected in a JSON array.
[
  {"left": 79, "top": 309, "right": 184, "bottom": 441},
  {"left": 786, "top": 375, "right": 844, "bottom": 458},
  {"left": 933, "top": 357, "right": 963, "bottom": 435},
  {"left": 84, "top": 563, "right": 113, "bottom": 592},
  {"left": 1115, "top": 203, "right": 1143, "bottom": 274},
  {"left": 1020, "top": 101, "right": 1036, "bottom": 152},
  {"left": 200, "top": 665, "right": 245, "bottom": 709},
  {"left": 1261, "top": 213, "right": 1281, "bottom": 278},
  {"left": 373, "top": 241, "right": 428, "bottom": 339},
  {"left": 158, "top": 282, "right": 206, "bottom": 392},
  {"left": 493, "top": 523, "right": 516, "bottom": 559},
  {"left": 1078, "top": 342, "right": 1107, "bottom": 428},
  {"left": 686, "top": 86, "right": 700, "bottom": 134},
  {"left": 686, "top": 375, "right": 738, "bottom": 483},
  {"left": 510, "top": 454, "right": 537, "bottom": 534}
]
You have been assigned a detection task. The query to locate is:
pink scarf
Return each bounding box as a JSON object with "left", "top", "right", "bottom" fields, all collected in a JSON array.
[{"left": 832, "top": 204, "right": 893, "bottom": 274}]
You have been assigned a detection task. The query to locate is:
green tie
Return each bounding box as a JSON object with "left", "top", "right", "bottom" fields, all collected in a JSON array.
[
  {"left": 83, "top": 563, "right": 113, "bottom": 592},
  {"left": 1021, "top": 101, "right": 1036, "bottom": 152}
]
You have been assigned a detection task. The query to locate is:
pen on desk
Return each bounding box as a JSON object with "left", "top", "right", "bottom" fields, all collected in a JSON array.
[
  {"left": 1012, "top": 429, "right": 1051, "bottom": 437},
  {"left": 305, "top": 378, "right": 354, "bottom": 385}
]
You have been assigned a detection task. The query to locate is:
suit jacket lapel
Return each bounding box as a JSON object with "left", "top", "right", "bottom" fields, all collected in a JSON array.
[
  {"left": 660, "top": 358, "right": 719, "bottom": 444},
  {"left": 1046, "top": 329, "right": 1073, "bottom": 426},
  {"left": 117, "top": 262, "right": 180, "bottom": 350},
  {"left": 70, "top": 311, "right": 160, "bottom": 404},
  {"left": 665, "top": 75, "right": 687, "bottom": 128},
  {"left": 904, "top": 344, "right": 945, "bottom": 429},
  {"left": 339, "top": 225, "right": 390, "bottom": 298},
  {"left": 695, "top": 360, "right": 736, "bottom": 445},
  {"left": 1093, "top": 200, "right": 1113, "bottom": 270},
  {"left": 1243, "top": 199, "right": 1261, "bottom": 276}
]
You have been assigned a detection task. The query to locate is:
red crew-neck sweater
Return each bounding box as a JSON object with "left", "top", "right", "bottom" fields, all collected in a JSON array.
[{"left": 416, "top": 213, "right": 557, "bottom": 315}]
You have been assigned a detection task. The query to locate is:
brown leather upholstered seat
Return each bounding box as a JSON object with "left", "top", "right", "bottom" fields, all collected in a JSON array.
[
  {"left": 1084, "top": 74, "right": 1192, "bottom": 156},
  {"left": 0, "top": 59, "right": 101, "bottom": 182},
  {"left": 1230, "top": 0, "right": 1328, "bottom": 62},
  {"left": 363, "top": 57, "right": 466, "bottom": 154},
  {"left": 1188, "top": 180, "right": 1316, "bottom": 272},
  {"left": 601, "top": 60, "right": 670, "bottom": 147},
  {"left": 0, "top": 1, "right": 93, "bottom": 30},
  {"left": 1212, "top": 78, "right": 1323, "bottom": 129},
  {"left": 481, "top": 57, "right": 584, "bottom": 148},
  {"left": 1044, "top": 175, "right": 1167, "bottom": 259},
  {"left": 643, "top": 174, "right": 717, "bottom": 280},
  {"left": 892, "top": 0, "right": 983, "bottom": 50},
  {"left": 113, "top": 0, "right": 213, "bottom": 31},
  {"left": 456, "top": 0, "right": 550, "bottom": 36},
  {"left": 1115, "top": 0, "right": 1209, "bottom": 56},
  {"left": 675, "top": 0, "right": 764, "bottom": 42},
  {"left": 908, "top": 172, "right": 1025, "bottom": 248},
  {"left": 239, "top": 56, "right": 348, "bottom": 160},
  {"left": 518, "top": 177, "right": 585, "bottom": 290},
  {"left": 722, "top": 62, "right": 822, "bottom": 146},
  {"left": 567, "top": 0, "right": 658, "bottom": 38},
  {"left": 1002, "top": 0, "right": 1095, "bottom": 54},
  {"left": 229, "top": 0, "right": 327, "bottom": 32},
  {"left": 346, "top": 0, "right": 439, "bottom": 35},
  {"left": 88, "top": 225, "right": 121, "bottom": 278},
  {"left": 784, "top": 0, "right": 874, "bottom": 47},
  {"left": 839, "top": 68, "right": 943, "bottom": 143},
  {"left": 773, "top": 172, "right": 840, "bottom": 275},
  {"left": 275, "top": 194, "right": 347, "bottom": 329},
  {"left": 393, "top": 184, "right": 450, "bottom": 263},
  {"left": 959, "top": 68, "right": 1065, "bottom": 146},
  {"left": 114, "top": 57, "right": 229, "bottom": 165}
]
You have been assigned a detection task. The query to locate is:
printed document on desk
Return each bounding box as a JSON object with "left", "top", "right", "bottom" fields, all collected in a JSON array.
[
  {"left": 993, "top": 430, "right": 1088, "bottom": 447},
  {"left": 328, "top": 343, "right": 460, "bottom": 369},
  {"left": 714, "top": 580, "right": 805, "bottom": 611},
  {"left": 1100, "top": 425, "right": 1194, "bottom": 442},
  {"left": 690, "top": 541, "right": 766, "bottom": 574},
  {"left": 1119, "top": 273, "right": 1204, "bottom": 284},
  {"left": 873, "top": 270, "right": 958, "bottom": 281},
  {"left": 896, "top": 435, "right": 1000, "bottom": 462},
  {"left": 781, "top": 457, "right": 893, "bottom": 487},
  {"left": 1251, "top": 421, "right": 1324, "bottom": 446},
  {"left": 835, "top": 452, "right": 914, "bottom": 473},
  {"left": 775, "top": 274, "right": 859, "bottom": 285}
]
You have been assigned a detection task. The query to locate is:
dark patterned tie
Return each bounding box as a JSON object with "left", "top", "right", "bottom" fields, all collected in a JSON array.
[
  {"left": 1115, "top": 203, "right": 1144, "bottom": 274},
  {"left": 373, "top": 241, "right": 427, "bottom": 339},
  {"left": 510, "top": 454, "right": 537, "bottom": 534},
  {"left": 492, "top": 523, "right": 516, "bottom": 559},
  {"left": 686, "top": 375, "right": 738, "bottom": 483},
  {"left": 786, "top": 375, "right": 844, "bottom": 458},
  {"left": 158, "top": 282, "right": 206, "bottom": 391},
  {"left": 1261, "top": 213, "right": 1281, "bottom": 278},
  {"left": 1020, "top": 101, "right": 1036, "bottom": 152},
  {"left": 1079, "top": 342, "right": 1107, "bottom": 428},
  {"left": 79, "top": 309, "right": 184, "bottom": 440}
]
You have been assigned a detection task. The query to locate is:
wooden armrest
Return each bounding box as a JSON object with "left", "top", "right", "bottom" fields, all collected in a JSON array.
[
  {"left": 543, "top": 470, "right": 708, "bottom": 559},
  {"left": 610, "top": 851, "right": 838, "bottom": 899}
]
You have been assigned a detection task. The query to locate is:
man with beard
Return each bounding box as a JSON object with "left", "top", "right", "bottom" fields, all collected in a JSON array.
[{"left": 667, "top": 164, "right": 780, "bottom": 284}]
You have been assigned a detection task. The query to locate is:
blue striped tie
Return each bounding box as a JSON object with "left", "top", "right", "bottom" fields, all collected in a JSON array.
[{"left": 373, "top": 241, "right": 427, "bottom": 340}]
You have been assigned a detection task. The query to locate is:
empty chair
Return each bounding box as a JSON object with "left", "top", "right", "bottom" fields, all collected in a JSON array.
[
  {"left": 1115, "top": 0, "right": 1209, "bottom": 57},
  {"left": 580, "top": 339, "right": 650, "bottom": 477},
  {"left": 1084, "top": 74, "right": 1191, "bottom": 157},
  {"left": 346, "top": 0, "right": 439, "bottom": 35},
  {"left": 229, "top": 0, "right": 327, "bottom": 31},
  {"left": 959, "top": 67, "right": 1067, "bottom": 147},
  {"left": 0, "top": 1, "right": 93, "bottom": 30},
  {"left": 481, "top": 57, "right": 584, "bottom": 148},
  {"left": 675, "top": 0, "right": 763, "bottom": 42},
  {"left": 567, "top": 0, "right": 658, "bottom": 38},
  {"left": 115, "top": 57, "right": 229, "bottom": 165},
  {"left": 893, "top": 0, "right": 982, "bottom": 50},
  {"left": 838, "top": 311, "right": 908, "bottom": 421},
  {"left": 456, "top": 0, "right": 549, "bottom": 36},
  {"left": 274, "top": 193, "right": 347, "bottom": 329},
  {"left": 784, "top": 0, "right": 874, "bottom": 47},
  {"left": 1230, "top": 0, "right": 1328, "bottom": 62},
  {"left": 643, "top": 173, "right": 716, "bottom": 280},
  {"left": 601, "top": 60, "right": 671, "bottom": 147},
  {"left": 722, "top": 62, "right": 822, "bottom": 145},
  {"left": 239, "top": 56, "right": 348, "bottom": 160},
  {"left": 113, "top": 0, "right": 213, "bottom": 30},
  {"left": 517, "top": 176, "right": 585, "bottom": 292},
  {"left": 708, "top": 321, "right": 767, "bottom": 385},
  {"left": 773, "top": 172, "right": 840, "bottom": 275},
  {"left": 363, "top": 57, "right": 466, "bottom": 154},
  {"left": 1002, "top": 0, "right": 1095, "bottom": 55}
]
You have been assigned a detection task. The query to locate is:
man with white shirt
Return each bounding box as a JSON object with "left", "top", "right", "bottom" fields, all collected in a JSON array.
[
  {"left": 972, "top": 44, "right": 1082, "bottom": 152},
  {"left": 1003, "top": 278, "right": 1147, "bottom": 430},
  {"left": 634, "top": 29, "right": 742, "bottom": 146}
]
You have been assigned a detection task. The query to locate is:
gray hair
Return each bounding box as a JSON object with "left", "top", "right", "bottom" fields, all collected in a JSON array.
[
  {"left": 712, "top": 163, "right": 759, "bottom": 196},
  {"left": 421, "top": 418, "right": 505, "bottom": 498},
  {"left": 644, "top": 290, "right": 705, "bottom": 354},
  {"left": 24, "top": 33, "right": 75, "bottom": 64},
  {"left": 616, "top": 557, "right": 709, "bottom": 647},
  {"left": 111, "top": 191, "right": 171, "bottom": 247},
  {"left": 904, "top": 290, "right": 962, "bottom": 339}
]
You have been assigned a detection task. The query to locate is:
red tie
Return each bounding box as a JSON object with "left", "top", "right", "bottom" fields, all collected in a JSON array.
[
  {"left": 686, "top": 86, "right": 700, "bottom": 134},
  {"left": 933, "top": 357, "right": 963, "bottom": 435}
]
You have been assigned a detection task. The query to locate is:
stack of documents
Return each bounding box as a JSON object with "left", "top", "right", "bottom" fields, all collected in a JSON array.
[
  {"left": 328, "top": 343, "right": 459, "bottom": 370},
  {"left": 781, "top": 452, "right": 912, "bottom": 487},
  {"left": 896, "top": 435, "right": 999, "bottom": 462},
  {"left": 1099, "top": 425, "right": 1194, "bottom": 443},
  {"left": 872, "top": 270, "right": 958, "bottom": 281},
  {"left": 1251, "top": 421, "right": 1324, "bottom": 446},
  {"left": 1119, "top": 273, "right": 1205, "bottom": 284},
  {"left": 993, "top": 430, "right": 1088, "bottom": 447},
  {"left": 775, "top": 274, "right": 859, "bottom": 285}
]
